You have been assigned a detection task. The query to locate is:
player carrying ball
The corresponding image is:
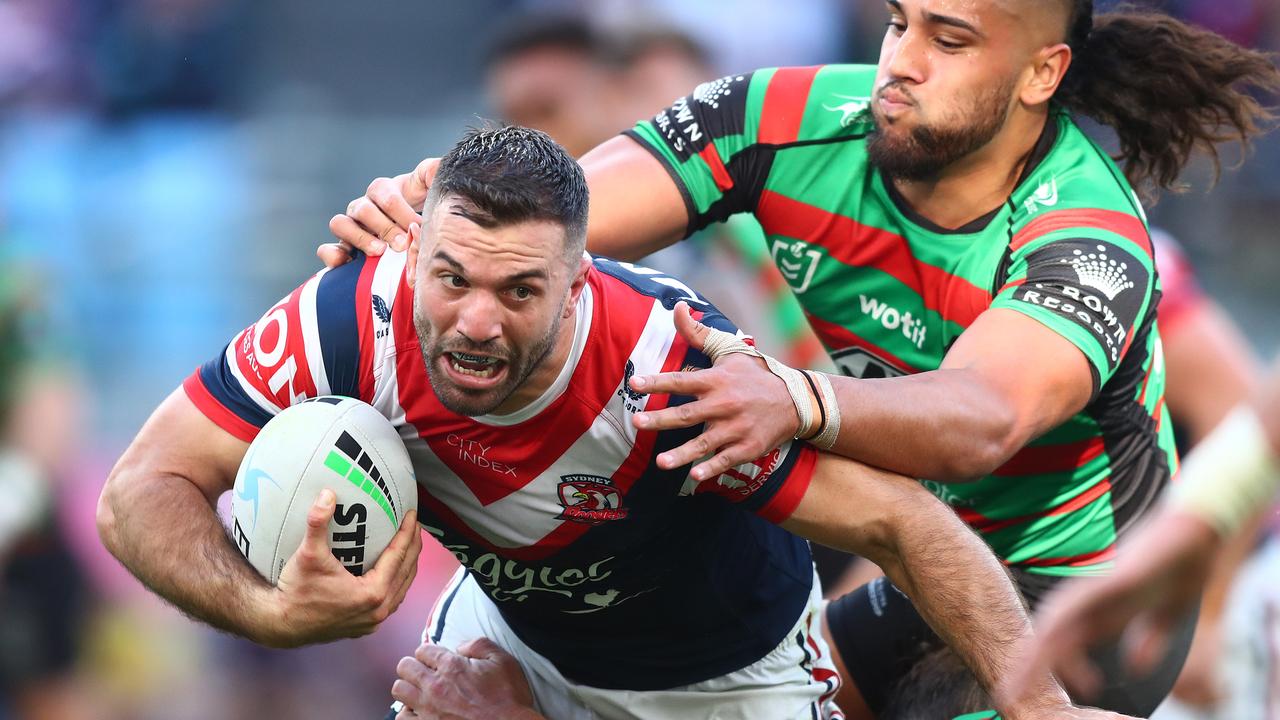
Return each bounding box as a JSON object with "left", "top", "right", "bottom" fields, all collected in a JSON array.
[{"left": 328, "top": 1, "right": 1280, "bottom": 716}]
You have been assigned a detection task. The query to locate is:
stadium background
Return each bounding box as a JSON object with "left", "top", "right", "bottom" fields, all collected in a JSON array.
[{"left": 0, "top": 0, "right": 1276, "bottom": 718}]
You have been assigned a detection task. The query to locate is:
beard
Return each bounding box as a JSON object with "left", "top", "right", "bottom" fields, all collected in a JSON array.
[
  {"left": 867, "top": 78, "right": 1017, "bottom": 182},
  {"left": 415, "top": 310, "right": 562, "bottom": 417}
]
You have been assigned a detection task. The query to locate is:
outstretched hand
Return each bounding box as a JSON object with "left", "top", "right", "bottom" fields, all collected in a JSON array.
[
  {"left": 630, "top": 302, "right": 800, "bottom": 481},
  {"left": 392, "top": 637, "right": 543, "bottom": 720},
  {"left": 317, "top": 157, "right": 440, "bottom": 267}
]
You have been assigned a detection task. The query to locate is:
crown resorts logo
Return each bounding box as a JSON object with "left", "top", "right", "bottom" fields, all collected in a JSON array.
[
  {"left": 693, "top": 75, "right": 745, "bottom": 109},
  {"left": 1061, "top": 245, "right": 1135, "bottom": 301}
]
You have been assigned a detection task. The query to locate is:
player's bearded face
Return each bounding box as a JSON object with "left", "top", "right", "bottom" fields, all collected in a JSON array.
[
  {"left": 415, "top": 297, "right": 562, "bottom": 417},
  {"left": 867, "top": 73, "right": 1018, "bottom": 181}
]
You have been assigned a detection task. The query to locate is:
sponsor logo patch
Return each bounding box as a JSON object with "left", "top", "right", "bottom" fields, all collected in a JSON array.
[{"left": 557, "top": 474, "right": 629, "bottom": 524}]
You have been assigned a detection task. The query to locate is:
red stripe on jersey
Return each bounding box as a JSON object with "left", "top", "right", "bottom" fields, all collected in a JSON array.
[
  {"left": 183, "top": 372, "right": 260, "bottom": 443},
  {"left": 992, "top": 436, "right": 1105, "bottom": 477},
  {"left": 396, "top": 268, "right": 657, "bottom": 508},
  {"left": 233, "top": 284, "right": 318, "bottom": 410},
  {"left": 1015, "top": 544, "right": 1117, "bottom": 568},
  {"left": 957, "top": 478, "right": 1113, "bottom": 534},
  {"left": 354, "top": 255, "right": 380, "bottom": 402},
  {"left": 1011, "top": 209, "right": 1153, "bottom": 257},
  {"left": 697, "top": 144, "right": 734, "bottom": 192},
  {"left": 803, "top": 312, "right": 921, "bottom": 374},
  {"left": 758, "top": 67, "right": 821, "bottom": 145},
  {"left": 758, "top": 190, "right": 991, "bottom": 328},
  {"left": 757, "top": 444, "right": 817, "bottom": 524}
]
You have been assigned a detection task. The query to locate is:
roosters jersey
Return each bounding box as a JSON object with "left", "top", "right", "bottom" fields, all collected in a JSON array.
[{"left": 185, "top": 252, "right": 818, "bottom": 690}]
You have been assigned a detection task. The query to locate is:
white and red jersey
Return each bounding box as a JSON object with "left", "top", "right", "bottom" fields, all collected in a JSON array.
[{"left": 185, "top": 253, "right": 818, "bottom": 690}]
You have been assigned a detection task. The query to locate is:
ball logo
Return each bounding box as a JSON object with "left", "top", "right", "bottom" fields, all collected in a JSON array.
[
  {"left": 331, "top": 503, "right": 368, "bottom": 575},
  {"left": 556, "top": 475, "right": 628, "bottom": 525}
]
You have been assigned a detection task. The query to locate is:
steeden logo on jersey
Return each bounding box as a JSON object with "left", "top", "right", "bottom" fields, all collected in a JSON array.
[{"left": 557, "top": 474, "right": 629, "bottom": 524}]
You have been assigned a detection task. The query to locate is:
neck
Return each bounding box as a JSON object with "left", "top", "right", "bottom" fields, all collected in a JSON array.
[
  {"left": 891, "top": 109, "right": 1050, "bottom": 230},
  {"left": 491, "top": 296, "right": 580, "bottom": 416}
]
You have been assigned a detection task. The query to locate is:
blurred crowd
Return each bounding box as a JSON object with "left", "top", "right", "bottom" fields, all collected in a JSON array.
[{"left": 0, "top": 1, "right": 1277, "bottom": 718}]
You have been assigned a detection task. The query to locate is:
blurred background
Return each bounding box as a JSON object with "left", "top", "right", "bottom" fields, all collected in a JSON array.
[{"left": 0, "top": 0, "right": 1276, "bottom": 718}]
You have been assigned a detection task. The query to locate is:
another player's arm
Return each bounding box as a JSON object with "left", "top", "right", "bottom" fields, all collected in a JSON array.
[
  {"left": 781, "top": 452, "right": 1071, "bottom": 720},
  {"left": 99, "top": 389, "right": 420, "bottom": 648}
]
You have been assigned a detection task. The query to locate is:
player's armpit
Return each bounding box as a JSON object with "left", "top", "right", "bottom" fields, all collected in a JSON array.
[
  {"left": 781, "top": 453, "right": 1072, "bottom": 719},
  {"left": 578, "top": 135, "right": 689, "bottom": 260}
]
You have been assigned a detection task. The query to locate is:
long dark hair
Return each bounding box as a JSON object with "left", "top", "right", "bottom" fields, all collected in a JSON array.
[{"left": 1056, "top": 1, "right": 1280, "bottom": 197}]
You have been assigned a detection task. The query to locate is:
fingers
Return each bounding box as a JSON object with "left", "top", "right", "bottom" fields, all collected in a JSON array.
[
  {"left": 629, "top": 370, "right": 706, "bottom": 399},
  {"left": 654, "top": 424, "right": 735, "bottom": 471},
  {"left": 317, "top": 240, "right": 357, "bottom": 268},
  {"left": 397, "top": 654, "right": 432, "bottom": 686},
  {"left": 671, "top": 301, "right": 711, "bottom": 352},
  {"left": 633, "top": 399, "right": 707, "bottom": 433},
  {"left": 456, "top": 636, "right": 506, "bottom": 661},
  {"left": 329, "top": 213, "right": 387, "bottom": 256},
  {"left": 391, "top": 677, "right": 426, "bottom": 714},
  {"left": 407, "top": 159, "right": 440, "bottom": 207},
  {"left": 301, "top": 489, "right": 337, "bottom": 558},
  {"left": 1121, "top": 611, "right": 1175, "bottom": 676},
  {"left": 369, "top": 510, "right": 421, "bottom": 585},
  {"left": 367, "top": 177, "right": 423, "bottom": 249},
  {"left": 344, "top": 196, "right": 403, "bottom": 252},
  {"left": 415, "top": 642, "right": 463, "bottom": 672},
  {"left": 690, "top": 444, "right": 755, "bottom": 482}
]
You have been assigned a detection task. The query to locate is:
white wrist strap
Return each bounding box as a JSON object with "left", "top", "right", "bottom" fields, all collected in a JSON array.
[
  {"left": 1166, "top": 406, "right": 1280, "bottom": 537},
  {"left": 701, "top": 326, "right": 841, "bottom": 449}
]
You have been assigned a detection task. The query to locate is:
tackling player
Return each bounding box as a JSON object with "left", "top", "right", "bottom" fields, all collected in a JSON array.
[
  {"left": 325, "top": 2, "right": 1279, "bottom": 715},
  {"left": 98, "top": 128, "right": 1124, "bottom": 719}
]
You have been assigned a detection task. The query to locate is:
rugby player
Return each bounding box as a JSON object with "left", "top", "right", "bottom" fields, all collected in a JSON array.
[
  {"left": 325, "top": 1, "right": 1279, "bottom": 715},
  {"left": 97, "top": 127, "right": 1121, "bottom": 719}
]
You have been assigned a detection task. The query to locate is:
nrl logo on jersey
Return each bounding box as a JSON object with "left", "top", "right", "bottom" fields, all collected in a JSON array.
[
  {"left": 557, "top": 475, "right": 629, "bottom": 525},
  {"left": 823, "top": 94, "right": 872, "bottom": 127},
  {"left": 1023, "top": 178, "right": 1059, "bottom": 215},
  {"left": 771, "top": 239, "right": 822, "bottom": 293},
  {"left": 1061, "top": 245, "right": 1135, "bottom": 301}
]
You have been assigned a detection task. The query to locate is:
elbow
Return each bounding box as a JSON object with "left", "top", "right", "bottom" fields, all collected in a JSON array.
[{"left": 934, "top": 406, "right": 1026, "bottom": 481}]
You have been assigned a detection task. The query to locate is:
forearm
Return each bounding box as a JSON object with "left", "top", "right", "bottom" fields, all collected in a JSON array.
[
  {"left": 823, "top": 369, "right": 1020, "bottom": 481},
  {"left": 98, "top": 467, "right": 278, "bottom": 644},
  {"left": 872, "top": 510, "right": 1065, "bottom": 717}
]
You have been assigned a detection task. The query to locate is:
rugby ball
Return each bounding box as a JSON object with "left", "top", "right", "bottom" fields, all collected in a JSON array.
[{"left": 229, "top": 396, "right": 417, "bottom": 584}]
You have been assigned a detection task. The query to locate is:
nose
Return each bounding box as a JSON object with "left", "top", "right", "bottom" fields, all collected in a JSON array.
[
  {"left": 883, "top": 26, "right": 928, "bottom": 87},
  {"left": 454, "top": 292, "right": 503, "bottom": 346}
]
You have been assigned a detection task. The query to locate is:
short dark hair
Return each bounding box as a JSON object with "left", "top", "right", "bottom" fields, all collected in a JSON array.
[
  {"left": 428, "top": 126, "right": 589, "bottom": 261},
  {"left": 879, "top": 648, "right": 994, "bottom": 720},
  {"left": 484, "top": 12, "right": 604, "bottom": 70}
]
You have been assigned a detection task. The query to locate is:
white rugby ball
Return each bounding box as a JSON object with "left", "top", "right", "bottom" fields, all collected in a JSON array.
[{"left": 229, "top": 396, "right": 417, "bottom": 585}]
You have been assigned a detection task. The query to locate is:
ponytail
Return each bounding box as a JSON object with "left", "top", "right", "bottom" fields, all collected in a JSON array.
[{"left": 1056, "top": 2, "right": 1280, "bottom": 197}]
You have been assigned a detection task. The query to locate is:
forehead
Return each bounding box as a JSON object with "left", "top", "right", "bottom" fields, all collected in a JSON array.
[
  {"left": 424, "top": 200, "right": 565, "bottom": 277},
  {"left": 890, "top": 0, "right": 1022, "bottom": 31}
]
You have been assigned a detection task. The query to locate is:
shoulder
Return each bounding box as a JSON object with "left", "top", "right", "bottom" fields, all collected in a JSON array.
[{"left": 1008, "top": 114, "right": 1153, "bottom": 263}]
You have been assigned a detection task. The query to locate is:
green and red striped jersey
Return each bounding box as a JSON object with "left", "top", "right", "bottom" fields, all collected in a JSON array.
[{"left": 626, "top": 65, "right": 1177, "bottom": 576}]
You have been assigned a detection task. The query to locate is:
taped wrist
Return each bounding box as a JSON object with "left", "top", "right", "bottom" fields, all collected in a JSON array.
[
  {"left": 1166, "top": 406, "right": 1280, "bottom": 538},
  {"left": 701, "top": 326, "right": 841, "bottom": 449}
]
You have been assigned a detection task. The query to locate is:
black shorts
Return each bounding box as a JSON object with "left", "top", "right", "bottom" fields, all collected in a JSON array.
[{"left": 825, "top": 569, "right": 1197, "bottom": 717}]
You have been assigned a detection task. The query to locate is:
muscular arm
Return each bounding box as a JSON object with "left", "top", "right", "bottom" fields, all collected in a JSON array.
[
  {"left": 781, "top": 452, "right": 1068, "bottom": 717},
  {"left": 820, "top": 308, "right": 1094, "bottom": 481},
  {"left": 97, "top": 388, "right": 278, "bottom": 642}
]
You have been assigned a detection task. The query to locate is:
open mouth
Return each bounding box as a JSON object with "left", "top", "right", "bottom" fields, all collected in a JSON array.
[{"left": 443, "top": 351, "right": 508, "bottom": 385}]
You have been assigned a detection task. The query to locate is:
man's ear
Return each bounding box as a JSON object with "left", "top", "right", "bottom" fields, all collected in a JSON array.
[
  {"left": 1022, "top": 43, "right": 1072, "bottom": 106},
  {"left": 404, "top": 221, "right": 423, "bottom": 288},
  {"left": 563, "top": 255, "right": 592, "bottom": 319}
]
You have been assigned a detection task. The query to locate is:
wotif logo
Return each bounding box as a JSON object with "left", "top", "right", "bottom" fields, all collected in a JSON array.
[{"left": 859, "top": 295, "right": 927, "bottom": 349}]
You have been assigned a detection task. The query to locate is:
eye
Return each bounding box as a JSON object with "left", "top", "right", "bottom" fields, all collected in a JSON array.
[
  {"left": 886, "top": 20, "right": 906, "bottom": 35},
  {"left": 510, "top": 286, "right": 534, "bottom": 301},
  {"left": 936, "top": 37, "right": 965, "bottom": 50},
  {"left": 441, "top": 273, "right": 466, "bottom": 289}
]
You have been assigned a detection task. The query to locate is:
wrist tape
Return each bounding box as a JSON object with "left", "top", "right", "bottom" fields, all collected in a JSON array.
[
  {"left": 1166, "top": 406, "right": 1280, "bottom": 538},
  {"left": 701, "top": 326, "right": 841, "bottom": 449}
]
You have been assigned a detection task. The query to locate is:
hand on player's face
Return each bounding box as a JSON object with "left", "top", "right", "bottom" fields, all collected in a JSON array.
[
  {"left": 392, "top": 637, "right": 536, "bottom": 720},
  {"left": 320, "top": 158, "right": 440, "bottom": 267},
  {"left": 629, "top": 302, "right": 799, "bottom": 481},
  {"left": 268, "top": 489, "right": 421, "bottom": 647}
]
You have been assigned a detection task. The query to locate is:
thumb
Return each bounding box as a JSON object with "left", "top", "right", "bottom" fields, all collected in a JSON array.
[
  {"left": 456, "top": 636, "right": 507, "bottom": 661},
  {"left": 407, "top": 158, "right": 439, "bottom": 207},
  {"left": 672, "top": 301, "right": 710, "bottom": 352},
  {"left": 303, "top": 488, "right": 337, "bottom": 552}
]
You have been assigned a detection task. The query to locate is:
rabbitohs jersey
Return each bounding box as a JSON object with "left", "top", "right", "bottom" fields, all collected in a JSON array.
[
  {"left": 184, "top": 253, "right": 819, "bottom": 691},
  {"left": 627, "top": 64, "right": 1176, "bottom": 577}
]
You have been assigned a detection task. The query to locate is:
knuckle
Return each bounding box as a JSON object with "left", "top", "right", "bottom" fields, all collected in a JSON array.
[
  {"left": 367, "top": 176, "right": 392, "bottom": 195},
  {"left": 677, "top": 405, "right": 693, "bottom": 423}
]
